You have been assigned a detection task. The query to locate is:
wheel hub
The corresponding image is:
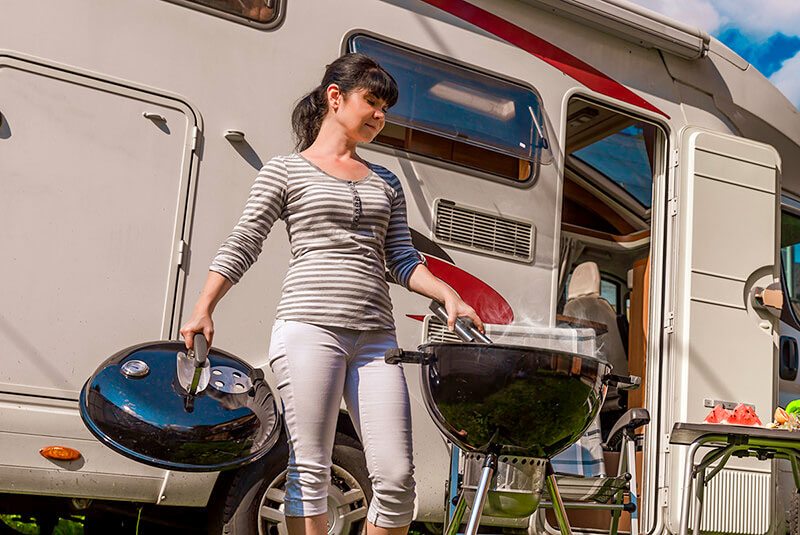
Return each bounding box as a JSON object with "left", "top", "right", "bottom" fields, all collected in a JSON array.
[{"left": 258, "top": 465, "right": 368, "bottom": 535}]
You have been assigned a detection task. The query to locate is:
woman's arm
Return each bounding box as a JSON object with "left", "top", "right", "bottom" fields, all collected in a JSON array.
[
  {"left": 179, "top": 270, "right": 233, "bottom": 351},
  {"left": 407, "top": 264, "right": 485, "bottom": 334},
  {"left": 378, "top": 167, "right": 484, "bottom": 334},
  {"left": 180, "top": 158, "right": 288, "bottom": 352}
]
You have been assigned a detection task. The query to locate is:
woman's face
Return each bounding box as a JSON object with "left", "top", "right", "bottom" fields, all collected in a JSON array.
[{"left": 328, "top": 85, "right": 389, "bottom": 143}]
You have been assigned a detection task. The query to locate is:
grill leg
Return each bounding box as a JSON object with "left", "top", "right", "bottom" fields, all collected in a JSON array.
[
  {"left": 691, "top": 468, "right": 706, "bottom": 535},
  {"left": 546, "top": 462, "right": 573, "bottom": 535},
  {"left": 464, "top": 453, "right": 497, "bottom": 535},
  {"left": 445, "top": 491, "right": 468, "bottom": 535}
]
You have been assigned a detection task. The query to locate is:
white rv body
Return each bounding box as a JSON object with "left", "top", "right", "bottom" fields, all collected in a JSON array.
[{"left": 1, "top": 0, "right": 799, "bottom": 533}]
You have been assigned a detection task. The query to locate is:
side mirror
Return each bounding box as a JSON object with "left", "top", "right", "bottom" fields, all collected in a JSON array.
[{"left": 752, "top": 282, "right": 783, "bottom": 318}]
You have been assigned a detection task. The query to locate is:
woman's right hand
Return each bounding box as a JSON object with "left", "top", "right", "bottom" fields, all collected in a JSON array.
[{"left": 180, "top": 308, "right": 214, "bottom": 353}]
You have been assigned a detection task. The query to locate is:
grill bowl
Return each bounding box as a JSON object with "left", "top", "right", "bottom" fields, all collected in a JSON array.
[{"left": 417, "top": 342, "right": 609, "bottom": 458}]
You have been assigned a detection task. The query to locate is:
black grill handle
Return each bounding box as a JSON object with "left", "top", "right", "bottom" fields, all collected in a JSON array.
[
  {"left": 602, "top": 373, "right": 641, "bottom": 391},
  {"left": 385, "top": 348, "right": 428, "bottom": 365}
]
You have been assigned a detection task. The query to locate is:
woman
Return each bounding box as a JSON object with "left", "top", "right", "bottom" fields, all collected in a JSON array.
[{"left": 180, "top": 53, "right": 484, "bottom": 535}]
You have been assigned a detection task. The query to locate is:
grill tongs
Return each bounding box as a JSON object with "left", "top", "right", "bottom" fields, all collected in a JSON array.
[
  {"left": 385, "top": 301, "right": 491, "bottom": 368},
  {"left": 385, "top": 301, "right": 580, "bottom": 535}
]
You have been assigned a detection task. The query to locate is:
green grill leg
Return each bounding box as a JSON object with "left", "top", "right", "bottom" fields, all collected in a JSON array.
[
  {"left": 546, "top": 463, "right": 573, "bottom": 535},
  {"left": 445, "top": 491, "right": 468, "bottom": 535}
]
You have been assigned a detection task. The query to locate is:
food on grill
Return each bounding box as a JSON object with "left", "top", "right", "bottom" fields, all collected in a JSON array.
[
  {"left": 766, "top": 407, "right": 800, "bottom": 430},
  {"left": 787, "top": 399, "right": 800, "bottom": 415},
  {"left": 726, "top": 403, "right": 762, "bottom": 426},
  {"left": 703, "top": 405, "right": 731, "bottom": 424},
  {"left": 702, "top": 403, "right": 761, "bottom": 426}
]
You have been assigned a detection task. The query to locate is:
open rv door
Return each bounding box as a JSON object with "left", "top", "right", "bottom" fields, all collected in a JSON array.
[{"left": 663, "top": 128, "right": 780, "bottom": 534}]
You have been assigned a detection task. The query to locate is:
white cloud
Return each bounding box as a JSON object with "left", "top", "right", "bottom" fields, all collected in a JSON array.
[
  {"left": 626, "top": 0, "right": 800, "bottom": 38},
  {"left": 771, "top": 50, "right": 800, "bottom": 106},
  {"left": 628, "top": 0, "right": 723, "bottom": 34},
  {"left": 716, "top": 1, "right": 800, "bottom": 38}
]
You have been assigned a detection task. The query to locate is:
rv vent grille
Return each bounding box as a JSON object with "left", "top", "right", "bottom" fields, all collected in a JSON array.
[
  {"left": 693, "top": 468, "right": 769, "bottom": 534},
  {"left": 424, "top": 316, "right": 462, "bottom": 344},
  {"left": 434, "top": 200, "right": 534, "bottom": 262}
]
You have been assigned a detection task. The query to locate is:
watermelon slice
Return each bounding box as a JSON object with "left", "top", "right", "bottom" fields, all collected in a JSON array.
[
  {"left": 703, "top": 405, "right": 731, "bottom": 424},
  {"left": 725, "top": 403, "right": 762, "bottom": 426}
]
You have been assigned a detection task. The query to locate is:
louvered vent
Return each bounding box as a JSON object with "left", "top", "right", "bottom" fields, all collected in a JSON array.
[
  {"left": 424, "top": 316, "right": 462, "bottom": 343},
  {"left": 691, "top": 468, "right": 770, "bottom": 534},
  {"left": 434, "top": 200, "right": 535, "bottom": 262}
]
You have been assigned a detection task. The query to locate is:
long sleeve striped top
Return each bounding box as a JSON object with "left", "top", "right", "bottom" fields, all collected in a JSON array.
[{"left": 209, "top": 153, "right": 425, "bottom": 330}]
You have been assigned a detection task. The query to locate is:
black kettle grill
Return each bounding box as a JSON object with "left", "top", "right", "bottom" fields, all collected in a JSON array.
[
  {"left": 386, "top": 302, "right": 636, "bottom": 535},
  {"left": 80, "top": 334, "right": 282, "bottom": 472}
]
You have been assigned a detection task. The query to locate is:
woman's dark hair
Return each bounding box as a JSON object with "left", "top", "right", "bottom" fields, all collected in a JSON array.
[{"left": 292, "top": 53, "right": 399, "bottom": 151}]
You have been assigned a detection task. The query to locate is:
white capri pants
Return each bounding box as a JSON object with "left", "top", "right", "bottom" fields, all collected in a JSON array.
[{"left": 268, "top": 319, "right": 416, "bottom": 528}]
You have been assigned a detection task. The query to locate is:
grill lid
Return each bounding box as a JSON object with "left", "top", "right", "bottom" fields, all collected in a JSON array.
[{"left": 79, "top": 340, "right": 281, "bottom": 472}]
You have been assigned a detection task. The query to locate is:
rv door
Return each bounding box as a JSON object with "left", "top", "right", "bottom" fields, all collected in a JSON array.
[
  {"left": 0, "top": 54, "right": 198, "bottom": 400},
  {"left": 664, "top": 128, "right": 779, "bottom": 534}
]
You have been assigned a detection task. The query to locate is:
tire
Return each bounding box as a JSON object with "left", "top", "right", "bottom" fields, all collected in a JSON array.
[
  {"left": 790, "top": 490, "right": 800, "bottom": 535},
  {"left": 208, "top": 430, "right": 372, "bottom": 535}
]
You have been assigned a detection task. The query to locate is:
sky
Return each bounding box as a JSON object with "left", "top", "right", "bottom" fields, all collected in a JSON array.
[{"left": 625, "top": 0, "right": 800, "bottom": 108}]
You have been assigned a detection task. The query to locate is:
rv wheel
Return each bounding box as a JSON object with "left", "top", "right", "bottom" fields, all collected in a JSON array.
[{"left": 208, "top": 431, "right": 372, "bottom": 535}]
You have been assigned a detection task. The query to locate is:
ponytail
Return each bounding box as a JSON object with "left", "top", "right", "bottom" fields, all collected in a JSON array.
[
  {"left": 291, "top": 53, "right": 399, "bottom": 152},
  {"left": 291, "top": 86, "right": 328, "bottom": 152}
]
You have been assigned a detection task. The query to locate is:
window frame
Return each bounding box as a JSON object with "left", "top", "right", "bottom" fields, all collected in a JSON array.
[
  {"left": 563, "top": 95, "right": 667, "bottom": 222},
  {"left": 599, "top": 272, "right": 625, "bottom": 313},
  {"left": 559, "top": 270, "right": 626, "bottom": 313},
  {"left": 344, "top": 30, "right": 549, "bottom": 189},
  {"left": 162, "top": 0, "right": 286, "bottom": 29},
  {"left": 779, "top": 201, "right": 800, "bottom": 330}
]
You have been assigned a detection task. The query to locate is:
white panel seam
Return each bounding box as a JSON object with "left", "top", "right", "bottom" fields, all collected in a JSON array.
[
  {"left": 694, "top": 146, "right": 776, "bottom": 171},
  {"left": 690, "top": 268, "right": 747, "bottom": 283},
  {"left": 688, "top": 296, "right": 746, "bottom": 310},
  {"left": 693, "top": 171, "right": 775, "bottom": 195}
]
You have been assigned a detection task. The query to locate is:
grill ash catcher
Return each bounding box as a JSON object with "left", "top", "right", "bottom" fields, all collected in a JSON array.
[
  {"left": 80, "top": 333, "right": 282, "bottom": 472},
  {"left": 386, "top": 301, "right": 639, "bottom": 535}
]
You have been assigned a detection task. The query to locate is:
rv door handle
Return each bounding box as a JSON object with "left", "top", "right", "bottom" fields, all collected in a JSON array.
[
  {"left": 753, "top": 282, "right": 783, "bottom": 318},
  {"left": 142, "top": 112, "right": 166, "bottom": 122},
  {"left": 780, "top": 336, "right": 798, "bottom": 381}
]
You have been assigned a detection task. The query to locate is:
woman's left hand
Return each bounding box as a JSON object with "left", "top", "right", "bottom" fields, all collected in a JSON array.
[{"left": 444, "top": 294, "right": 484, "bottom": 334}]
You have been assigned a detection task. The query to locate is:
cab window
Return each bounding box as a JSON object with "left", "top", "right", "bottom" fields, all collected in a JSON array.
[
  {"left": 781, "top": 209, "right": 800, "bottom": 321},
  {"left": 562, "top": 273, "right": 622, "bottom": 312},
  {"left": 348, "top": 34, "right": 552, "bottom": 182}
]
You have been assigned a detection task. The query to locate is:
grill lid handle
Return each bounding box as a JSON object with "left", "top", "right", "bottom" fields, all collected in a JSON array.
[
  {"left": 385, "top": 348, "right": 430, "bottom": 365},
  {"left": 602, "top": 373, "right": 641, "bottom": 391}
]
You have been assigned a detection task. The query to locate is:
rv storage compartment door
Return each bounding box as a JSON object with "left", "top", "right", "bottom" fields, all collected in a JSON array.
[
  {"left": 666, "top": 128, "right": 779, "bottom": 534},
  {"left": 0, "top": 55, "right": 210, "bottom": 502}
]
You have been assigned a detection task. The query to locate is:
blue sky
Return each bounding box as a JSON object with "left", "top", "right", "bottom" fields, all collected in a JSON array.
[{"left": 625, "top": 0, "right": 800, "bottom": 108}]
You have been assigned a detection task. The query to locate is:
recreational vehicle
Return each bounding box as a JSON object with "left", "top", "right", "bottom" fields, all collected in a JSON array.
[{"left": 2, "top": 0, "right": 799, "bottom": 533}]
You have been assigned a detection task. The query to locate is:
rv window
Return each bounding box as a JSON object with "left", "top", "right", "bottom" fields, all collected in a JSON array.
[
  {"left": 572, "top": 122, "right": 658, "bottom": 208},
  {"left": 601, "top": 279, "right": 620, "bottom": 313},
  {"left": 167, "top": 0, "right": 279, "bottom": 23},
  {"left": 349, "top": 35, "right": 551, "bottom": 182},
  {"left": 781, "top": 210, "right": 800, "bottom": 320}
]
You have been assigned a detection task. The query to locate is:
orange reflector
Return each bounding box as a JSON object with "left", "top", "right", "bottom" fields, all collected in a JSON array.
[{"left": 40, "top": 446, "right": 82, "bottom": 461}]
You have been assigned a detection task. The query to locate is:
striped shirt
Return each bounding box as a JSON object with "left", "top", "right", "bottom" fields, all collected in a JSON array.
[{"left": 209, "top": 153, "right": 425, "bottom": 330}]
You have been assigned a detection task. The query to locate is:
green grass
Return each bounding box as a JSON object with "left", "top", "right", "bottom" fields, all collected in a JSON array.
[{"left": 0, "top": 515, "right": 84, "bottom": 535}]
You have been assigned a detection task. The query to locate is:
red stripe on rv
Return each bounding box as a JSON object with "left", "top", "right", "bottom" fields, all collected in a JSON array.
[
  {"left": 423, "top": 255, "right": 514, "bottom": 324},
  {"left": 419, "top": 0, "right": 670, "bottom": 119}
]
